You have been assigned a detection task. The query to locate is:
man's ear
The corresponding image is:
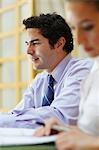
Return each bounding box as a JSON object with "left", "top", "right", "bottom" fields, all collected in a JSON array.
[{"left": 55, "top": 37, "right": 66, "bottom": 49}]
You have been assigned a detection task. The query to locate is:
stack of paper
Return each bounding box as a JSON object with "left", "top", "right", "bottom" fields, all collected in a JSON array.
[{"left": 0, "top": 128, "right": 56, "bottom": 146}]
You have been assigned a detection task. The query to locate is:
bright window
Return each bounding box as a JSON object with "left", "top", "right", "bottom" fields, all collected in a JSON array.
[{"left": 0, "top": 0, "right": 35, "bottom": 111}]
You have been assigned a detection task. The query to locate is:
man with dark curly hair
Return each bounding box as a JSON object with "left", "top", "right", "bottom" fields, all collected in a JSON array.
[{"left": 0, "top": 13, "right": 92, "bottom": 128}]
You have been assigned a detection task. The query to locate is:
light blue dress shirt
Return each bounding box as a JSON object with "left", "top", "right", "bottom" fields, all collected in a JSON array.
[{"left": 0, "top": 54, "right": 93, "bottom": 128}]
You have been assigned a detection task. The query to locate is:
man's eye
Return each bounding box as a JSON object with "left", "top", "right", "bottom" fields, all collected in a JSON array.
[
  {"left": 25, "top": 41, "right": 41, "bottom": 46},
  {"left": 31, "top": 42, "right": 40, "bottom": 45}
]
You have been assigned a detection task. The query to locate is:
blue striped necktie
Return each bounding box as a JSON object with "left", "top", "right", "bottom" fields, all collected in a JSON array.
[{"left": 42, "top": 75, "right": 55, "bottom": 106}]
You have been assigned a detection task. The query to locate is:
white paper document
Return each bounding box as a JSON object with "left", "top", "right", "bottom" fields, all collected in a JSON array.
[
  {"left": 0, "top": 128, "right": 56, "bottom": 146},
  {"left": 0, "top": 127, "right": 35, "bottom": 136}
]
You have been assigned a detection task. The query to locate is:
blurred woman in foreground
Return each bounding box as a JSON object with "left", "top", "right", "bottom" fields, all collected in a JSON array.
[{"left": 35, "top": 0, "right": 99, "bottom": 149}]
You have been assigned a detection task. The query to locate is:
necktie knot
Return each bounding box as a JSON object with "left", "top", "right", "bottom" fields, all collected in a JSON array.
[{"left": 48, "top": 75, "right": 54, "bottom": 86}]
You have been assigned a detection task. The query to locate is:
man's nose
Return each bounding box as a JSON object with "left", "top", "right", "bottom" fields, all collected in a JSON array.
[{"left": 27, "top": 46, "right": 35, "bottom": 55}]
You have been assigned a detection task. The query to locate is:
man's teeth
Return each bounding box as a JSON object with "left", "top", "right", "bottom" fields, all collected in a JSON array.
[{"left": 32, "top": 58, "right": 38, "bottom": 60}]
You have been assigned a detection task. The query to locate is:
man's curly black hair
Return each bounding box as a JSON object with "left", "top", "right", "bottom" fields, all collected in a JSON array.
[{"left": 23, "top": 13, "right": 73, "bottom": 53}]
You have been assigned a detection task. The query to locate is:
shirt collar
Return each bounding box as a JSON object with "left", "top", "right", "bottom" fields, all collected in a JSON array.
[{"left": 51, "top": 54, "right": 72, "bottom": 83}]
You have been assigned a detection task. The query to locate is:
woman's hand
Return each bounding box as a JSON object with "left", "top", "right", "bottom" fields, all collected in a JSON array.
[{"left": 56, "top": 127, "right": 98, "bottom": 150}]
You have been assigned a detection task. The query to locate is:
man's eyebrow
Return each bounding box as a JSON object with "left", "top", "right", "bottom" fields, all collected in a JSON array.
[{"left": 30, "top": 39, "right": 40, "bottom": 43}]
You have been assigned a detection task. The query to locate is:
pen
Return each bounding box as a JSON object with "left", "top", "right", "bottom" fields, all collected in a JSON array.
[
  {"left": 36, "top": 121, "right": 69, "bottom": 135},
  {"left": 36, "top": 121, "right": 45, "bottom": 126}
]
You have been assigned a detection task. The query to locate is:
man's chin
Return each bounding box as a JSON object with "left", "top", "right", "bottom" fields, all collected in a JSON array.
[
  {"left": 32, "top": 66, "right": 38, "bottom": 70},
  {"left": 32, "top": 65, "right": 44, "bottom": 71}
]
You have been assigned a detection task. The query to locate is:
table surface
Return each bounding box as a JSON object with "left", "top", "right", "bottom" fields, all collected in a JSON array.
[{"left": 0, "top": 143, "right": 56, "bottom": 150}]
